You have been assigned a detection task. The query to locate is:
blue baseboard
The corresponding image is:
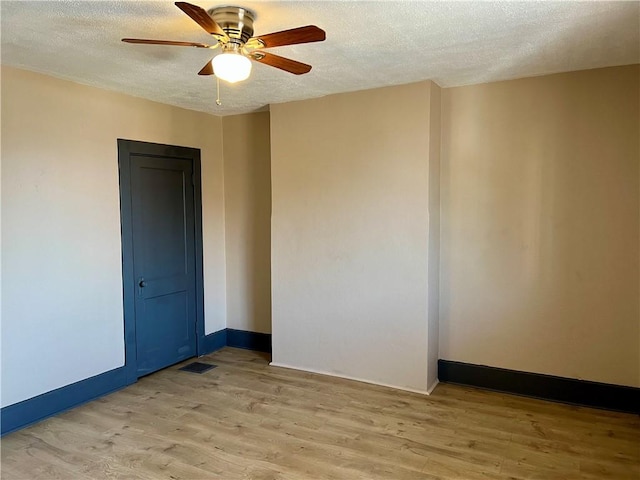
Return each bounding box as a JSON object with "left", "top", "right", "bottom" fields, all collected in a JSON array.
[
  {"left": 1, "top": 328, "right": 270, "bottom": 436},
  {"left": 1, "top": 367, "right": 130, "bottom": 436},
  {"left": 438, "top": 360, "right": 640, "bottom": 414},
  {"left": 203, "top": 328, "right": 228, "bottom": 354},
  {"left": 226, "top": 328, "right": 272, "bottom": 353}
]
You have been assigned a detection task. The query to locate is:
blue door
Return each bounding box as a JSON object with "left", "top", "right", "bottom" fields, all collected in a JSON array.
[{"left": 119, "top": 140, "right": 201, "bottom": 378}]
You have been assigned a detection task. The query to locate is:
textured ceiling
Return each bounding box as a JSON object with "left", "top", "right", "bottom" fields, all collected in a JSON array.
[{"left": 1, "top": 1, "right": 638, "bottom": 116}]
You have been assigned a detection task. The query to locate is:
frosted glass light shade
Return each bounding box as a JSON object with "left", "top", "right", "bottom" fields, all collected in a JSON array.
[{"left": 212, "top": 53, "right": 252, "bottom": 83}]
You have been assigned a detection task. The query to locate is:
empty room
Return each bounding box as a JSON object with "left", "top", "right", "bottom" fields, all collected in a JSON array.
[{"left": 1, "top": 1, "right": 638, "bottom": 479}]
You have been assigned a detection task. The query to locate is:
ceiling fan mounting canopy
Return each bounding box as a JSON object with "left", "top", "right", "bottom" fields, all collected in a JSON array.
[
  {"left": 122, "top": 2, "right": 326, "bottom": 81},
  {"left": 207, "top": 6, "right": 256, "bottom": 45}
]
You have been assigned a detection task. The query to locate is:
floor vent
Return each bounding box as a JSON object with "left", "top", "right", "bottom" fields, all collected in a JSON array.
[{"left": 179, "top": 362, "right": 217, "bottom": 374}]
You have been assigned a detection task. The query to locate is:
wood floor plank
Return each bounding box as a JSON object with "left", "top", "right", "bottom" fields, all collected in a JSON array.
[{"left": 1, "top": 347, "right": 638, "bottom": 479}]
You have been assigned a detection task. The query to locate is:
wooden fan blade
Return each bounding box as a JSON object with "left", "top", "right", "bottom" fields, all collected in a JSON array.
[
  {"left": 122, "top": 38, "right": 214, "bottom": 48},
  {"left": 175, "top": 2, "right": 228, "bottom": 38},
  {"left": 198, "top": 60, "right": 214, "bottom": 76},
  {"left": 249, "top": 51, "right": 312, "bottom": 75},
  {"left": 251, "top": 25, "right": 325, "bottom": 48}
]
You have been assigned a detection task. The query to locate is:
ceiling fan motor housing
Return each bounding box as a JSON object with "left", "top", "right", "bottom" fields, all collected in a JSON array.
[{"left": 208, "top": 6, "right": 255, "bottom": 47}]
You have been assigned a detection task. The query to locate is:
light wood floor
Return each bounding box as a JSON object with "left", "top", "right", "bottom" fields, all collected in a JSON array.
[{"left": 1, "top": 348, "right": 638, "bottom": 479}]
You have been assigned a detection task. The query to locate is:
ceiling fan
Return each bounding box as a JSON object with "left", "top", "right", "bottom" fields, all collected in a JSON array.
[{"left": 122, "top": 2, "right": 326, "bottom": 83}]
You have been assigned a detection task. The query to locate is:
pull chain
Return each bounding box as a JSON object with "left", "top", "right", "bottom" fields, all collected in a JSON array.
[{"left": 215, "top": 77, "right": 222, "bottom": 106}]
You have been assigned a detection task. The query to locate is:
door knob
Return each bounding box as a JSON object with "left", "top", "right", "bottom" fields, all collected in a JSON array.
[{"left": 139, "top": 279, "right": 146, "bottom": 287}]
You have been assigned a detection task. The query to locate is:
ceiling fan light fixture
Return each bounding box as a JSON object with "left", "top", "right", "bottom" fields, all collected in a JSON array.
[{"left": 212, "top": 52, "right": 252, "bottom": 83}]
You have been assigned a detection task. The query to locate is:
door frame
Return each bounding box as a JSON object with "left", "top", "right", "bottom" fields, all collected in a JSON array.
[{"left": 117, "top": 139, "right": 206, "bottom": 384}]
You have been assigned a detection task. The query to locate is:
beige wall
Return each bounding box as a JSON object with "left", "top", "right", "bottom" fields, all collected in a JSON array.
[
  {"left": 4, "top": 59, "right": 636, "bottom": 413},
  {"left": 440, "top": 65, "right": 640, "bottom": 387},
  {"left": 1, "top": 67, "right": 227, "bottom": 407},
  {"left": 270, "top": 82, "right": 440, "bottom": 393},
  {"left": 222, "top": 112, "right": 272, "bottom": 333}
]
